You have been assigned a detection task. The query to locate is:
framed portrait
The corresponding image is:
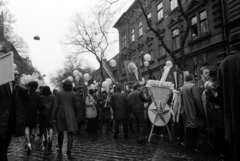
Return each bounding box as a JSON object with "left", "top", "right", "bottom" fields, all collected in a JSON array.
[
  {"left": 196, "top": 66, "right": 212, "bottom": 89},
  {"left": 124, "top": 60, "right": 142, "bottom": 83}
]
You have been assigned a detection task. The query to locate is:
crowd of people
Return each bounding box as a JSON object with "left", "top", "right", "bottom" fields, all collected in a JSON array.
[{"left": 0, "top": 34, "right": 240, "bottom": 161}]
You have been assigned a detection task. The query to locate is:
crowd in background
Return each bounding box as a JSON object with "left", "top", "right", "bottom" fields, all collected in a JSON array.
[{"left": 1, "top": 33, "right": 240, "bottom": 161}]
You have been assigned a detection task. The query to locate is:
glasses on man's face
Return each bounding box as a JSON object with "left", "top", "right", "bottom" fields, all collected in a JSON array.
[{"left": 14, "top": 74, "right": 20, "bottom": 77}]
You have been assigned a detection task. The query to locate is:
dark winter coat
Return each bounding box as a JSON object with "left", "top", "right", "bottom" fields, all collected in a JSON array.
[
  {"left": 180, "top": 82, "right": 205, "bottom": 128},
  {"left": 218, "top": 50, "right": 240, "bottom": 142},
  {"left": 25, "top": 91, "right": 44, "bottom": 128},
  {"left": 0, "top": 83, "right": 29, "bottom": 138},
  {"left": 110, "top": 92, "right": 128, "bottom": 120},
  {"left": 51, "top": 90, "right": 78, "bottom": 132},
  {"left": 76, "top": 92, "right": 86, "bottom": 122},
  {"left": 98, "top": 97, "right": 111, "bottom": 120},
  {"left": 41, "top": 94, "right": 55, "bottom": 128},
  {"left": 127, "top": 90, "right": 150, "bottom": 113}
]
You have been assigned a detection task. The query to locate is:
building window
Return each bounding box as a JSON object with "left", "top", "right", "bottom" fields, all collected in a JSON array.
[
  {"left": 157, "top": 2, "right": 163, "bottom": 21},
  {"left": 148, "top": 44, "right": 154, "bottom": 60},
  {"left": 191, "top": 16, "right": 198, "bottom": 40},
  {"left": 147, "top": 13, "right": 152, "bottom": 30},
  {"left": 131, "top": 28, "right": 135, "bottom": 42},
  {"left": 159, "top": 44, "right": 166, "bottom": 58},
  {"left": 170, "top": 0, "right": 178, "bottom": 11},
  {"left": 139, "top": 50, "right": 144, "bottom": 66},
  {"left": 200, "top": 10, "right": 208, "bottom": 35},
  {"left": 191, "top": 10, "right": 208, "bottom": 40},
  {"left": 138, "top": 21, "right": 143, "bottom": 37},
  {"left": 122, "top": 35, "right": 126, "bottom": 49},
  {"left": 172, "top": 29, "right": 180, "bottom": 50}
]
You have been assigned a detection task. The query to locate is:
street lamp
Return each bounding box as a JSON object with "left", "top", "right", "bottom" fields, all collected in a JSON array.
[{"left": 33, "top": 35, "right": 40, "bottom": 40}]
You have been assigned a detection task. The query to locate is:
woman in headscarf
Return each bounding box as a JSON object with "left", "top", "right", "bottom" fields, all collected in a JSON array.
[{"left": 51, "top": 80, "right": 78, "bottom": 155}]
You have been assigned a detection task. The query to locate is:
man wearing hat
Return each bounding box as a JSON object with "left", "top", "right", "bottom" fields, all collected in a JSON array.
[
  {"left": 218, "top": 33, "right": 240, "bottom": 160},
  {"left": 127, "top": 82, "right": 151, "bottom": 143},
  {"left": 0, "top": 70, "right": 29, "bottom": 160}
]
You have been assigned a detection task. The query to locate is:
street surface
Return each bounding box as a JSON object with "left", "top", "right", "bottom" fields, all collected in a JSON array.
[{"left": 8, "top": 128, "right": 222, "bottom": 161}]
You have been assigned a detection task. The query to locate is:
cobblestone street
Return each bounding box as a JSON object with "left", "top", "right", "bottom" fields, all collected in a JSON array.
[{"left": 8, "top": 129, "right": 223, "bottom": 161}]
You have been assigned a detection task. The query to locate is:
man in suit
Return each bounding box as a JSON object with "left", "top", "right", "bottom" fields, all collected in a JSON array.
[
  {"left": 0, "top": 70, "right": 29, "bottom": 161},
  {"left": 127, "top": 82, "right": 151, "bottom": 143},
  {"left": 110, "top": 85, "right": 129, "bottom": 139}
]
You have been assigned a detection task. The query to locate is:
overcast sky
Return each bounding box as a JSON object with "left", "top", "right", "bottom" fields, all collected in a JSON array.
[{"left": 8, "top": 0, "right": 133, "bottom": 87}]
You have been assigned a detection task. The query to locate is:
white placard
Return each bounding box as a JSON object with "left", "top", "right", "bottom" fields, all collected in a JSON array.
[{"left": 0, "top": 52, "right": 14, "bottom": 86}]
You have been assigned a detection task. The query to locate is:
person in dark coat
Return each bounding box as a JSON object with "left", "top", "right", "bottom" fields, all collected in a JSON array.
[
  {"left": 127, "top": 82, "right": 151, "bottom": 143},
  {"left": 41, "top": 86, "right": 55, "bottom": 149},
  {"left": 0, "top": 70, "right": 29, "bottom": 161},
  {"left": 98, "top": 90, "right": 111, "bottom": 135},
  {"left": 25, "top": 81, "right": 44, "bottom": 153},
  {"left": 217, "top": 33, "right": 240, "bottom": 161},
  {"left": 51, "top": 80, "right": 78, "bottom": 155},
  {"left": 76, "top": 84, "right": 86, "bottom": 135},
  {"left": 110, "top": 85, "right": 128, "bottom": 139},
  {"left": 180, "top": 74, "right": 205, "bottom": 153}
]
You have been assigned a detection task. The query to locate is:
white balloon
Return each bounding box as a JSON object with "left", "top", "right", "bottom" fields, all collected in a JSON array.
[
  {"left": 75, "top": 76, "right": 80, "bottom": 81},
  {"left": 102, "top": 81, "right": 109, "bottom": 92},
  {"left": 20, "top": 77, "right": 25, "bottom": 84},
  {"left": 105, "top": 78, "right": 112, "bottom": 85},
  {"left": 67, "top": 76, "right": 73, "bottom": 82},
  {"left": 110, "top": 59, "right": 117, "bottom": 67},
  {"left": 144, "top": 54, "right": 151, "bottom": 62},
  {"left": 90, "top": 84, "right": 95, "bottom": 89},
  {"left": 83, "top": 73, "right": 90, "bottom": 81},
  {"left": 13, "top": 64, "right": 17, "bottom": 70},
  {"left": 166, "top": 61, "right": 173, "bottom": 67},
  {"left": 144, "top": 61, "right": 149, "bottom": 67},
  {"left": 84, "top": 82, "right": 88, "bottom": 86},
  {"left": 93, "top": 80, "right": 96, "bottom": 84},
  {"left": 78, "top": 72, "right": 83, "bottom": 78},
  {"left": 73, "top": 70, "right": 79, "bottom": 77}
]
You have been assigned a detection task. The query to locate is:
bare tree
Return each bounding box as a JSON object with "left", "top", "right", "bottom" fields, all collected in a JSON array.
[
  {"left": 1, "top": 1, "right": 29, "bottom": 57},
  {"left": 104, "top": 0, "right": 191, "bottom": 71},
  {"left": 49, "top": 54, "right": 95, "bottom": 88},
  {"left": 64, "top": 2, "right": 117, "bottom": 81}
]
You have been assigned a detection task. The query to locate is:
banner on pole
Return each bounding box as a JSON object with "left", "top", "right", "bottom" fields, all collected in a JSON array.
[
  {"left": 0, "top": 52, "right": 14, "bottom": 86},
  {"left": 102, "top": 61, "right": 115, "bottom": 83}
]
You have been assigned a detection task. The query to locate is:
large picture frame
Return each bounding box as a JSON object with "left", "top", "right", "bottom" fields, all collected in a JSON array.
[
  {"left": 124, "top": 60, "right": 142, "bottom": 83},
  {"left": 0, "top": 52, "right": 14, "bottom": 86}
]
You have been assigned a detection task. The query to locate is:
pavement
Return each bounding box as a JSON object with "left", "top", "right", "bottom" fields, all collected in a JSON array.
[{"left": 8, "top": 127, "right": 224, "bottom": 161}]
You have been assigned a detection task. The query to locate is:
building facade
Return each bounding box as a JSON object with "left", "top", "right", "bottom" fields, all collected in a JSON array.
[{"left": 111, "top": 0, "right": 237, "bottom": 85}]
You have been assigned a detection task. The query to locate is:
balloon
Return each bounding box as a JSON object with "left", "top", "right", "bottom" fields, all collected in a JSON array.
[
  {"left": 67, "top": 76, "right": 73, "bottom": 82},
  {"left": 13, "top": 64, "right": 17, "bottom": 70},
  {"left": 75, "top": 76, "right": 80, "bottom": 81},
  {"left": 78, "top": 72, "right": 83, "bottom": 78},
  {"left": 166, "top": 61, "right": 173, "bottom": 68},
  {"left": 93, "top": 80, "right": 96, "bottom": 84},
  {"left": 144, "top": 61, "right": 149, "bottom": 67},
  {"left": 110, "top": 59, "right": 117, "bottom": 67},
  {"left": 84, "top": 82, "right": 88, "bottom": 86},
  {"left": 90, "top": 84, "right": 95, "bottom": 89},
  {"left": 72, "top": 83, "right": 75, "bottom": 88},
  {"left": 102, "top": 81, "right": 109, "bottom": 92},
  {"left": 105, "top": 78, "right": 112, "bottom": 85},
  {"left": 73, "top": 70, "right": 79, "bottom": 77},
  {"left": 83, "top": 73, "right": 90, "bottom": 81},
  {"left": 144, "top": 54, "right": 151, "bottom": 62}
]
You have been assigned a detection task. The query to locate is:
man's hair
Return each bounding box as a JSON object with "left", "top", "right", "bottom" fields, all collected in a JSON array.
[
  {"left": 28, "top": 81, "right": 38, "bottom": 91},
  {"left": 185, "top": 74, "right": 194, "bottom": 82},
  {"left": 62, "top": 80, "right": 72, "bottom": 91},
  {"left": 116, "top": 85, "right": 121, "bottom": 92},
  {"left": 42, "top": 86, "right": 52, "bottom": 96},
  {"left": 89, "top": 89, "right": 95, "bottom": 95},
  {"left": 132, "top": 82, "right": 140, "bottom": 90},
  {"left": 200, "top": 66, "right": 209, "bottom": 75}
]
